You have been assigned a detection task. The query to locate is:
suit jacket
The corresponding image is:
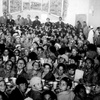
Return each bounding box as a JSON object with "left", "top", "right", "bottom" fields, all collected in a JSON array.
[
  {"left": 56, "top": 21, "right": 64, "bottom": 29},
  {"left": 6, "top": 19, "right": 15, "bottom": 26},
  {"left": 9, "top": 87, "right": 25, "bottom": 100},
  {"left": 26, "top": 89, "right": 42, "bottom": 100},
  {"left": 15, "top": 18, "right": 25, "bottom": 26},
  {"left": 15, "top": 69, "right": 29, "bottom": 80},
  {"left": 24, "top": 18, "right": 32, "bottom": 26},
  {"left": 0, "top": 16, "right": 8, "bottom": 25},
  {"left": 32, "top": 20, "right": 41, "bottom": 29}
]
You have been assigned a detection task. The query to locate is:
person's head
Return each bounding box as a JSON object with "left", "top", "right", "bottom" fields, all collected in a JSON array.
[
  {"left": 35, "top": 16, "right": 39, "bottom": 20},
  {"left": 24, "top": 49, "right": 29, "bottom": 56},
  {"left": 86, "top": 58, "right": 93, "bottom": 69},
  {"left": 43, "top": 44, "right": 48, "bottom": 51},
  {"left": 16, "top": 77, "right": 28, "bottom": 93},
  {"left": 27, "top": 14, "right": 30, "bottom": 19},
  {"left": 74, "top": 84, "right": 86, "bottom": 98},
  {"left": 32, "top": 61, "right": 40, "bottom": 71},
  {"left": 5, "top": 60, "right": 13, "bottom": 71},
  {"left": 17, "top": 15, "right": 21, "bottom": 19},
  {"left": 43, "top": 63, "right": 52, "bottom": 73},
  {"left": 17, "top": 58, "right": 26, "bottom": 70},
  {"left": 33, "top": 42, "right": 39, "bottom": 48},
  {"left": 10, "top": 55, "right": 16, "bottom": 63},
  {"left": 3, "top": 12, "right": 6, "bottom": 17},
  {"left": 57, "top": 63, "right": 65, "bottom": 76},
  {"left": 37, "top": 47, "right": 44, "bottom": 54},
  {"left": 83, "top": 21, "right": 87, "bottom": 27},
  {"left": 46, "top": 18, "right": 50, "bottom": 22},
  {"left": 72, "top": 47, "right": 77, "bottom": 56},
  {"left": 59, "top": 77, "right": 72, "bottom": 91},
  {"left": 68, "top": 64, "right": 76, "bottom": 75},
  {"left": 14, "top": 49, "right": 20, "bottom": 56},
  {"left": 59, "top": 17, "right": 62, "bottom": 21},
  {"left": 0, "top": 80, "right": 6, "bottom": 92},
  {"left": 42, "top": 90, "right": 57, "bottom": 100},
  {"left": 3, "top": 48, "right": 9, "bottom": 56},
  {"left": 30, "top": 76, "right": 42, "bottom": 91}
]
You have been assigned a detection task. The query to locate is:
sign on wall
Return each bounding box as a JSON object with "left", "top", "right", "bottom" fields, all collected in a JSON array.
[
  {"left": 50, "top": 0, "right": 62, "bottom": 16},
  {"left": 10, "top": 0, "right": 22, "bottom": 13},
  {"left": 42, "top": 0, "right": 49, "bottom": 12},
  {"left": 2, "top": 0, "right": 9, "bottom": 13},
  {"left": 23, "top": 2, "right": 30, "bottom": 10},
  {"left": 30, "top": 0, "right": 41, "bottom": 10}
]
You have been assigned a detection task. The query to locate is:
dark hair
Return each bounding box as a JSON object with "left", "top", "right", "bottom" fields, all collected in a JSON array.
[
  {"left": 17, "top": 58, "right": 26, "bottom": 67},
  {"left": 61, "top": 77, "right": 72, "bottom": 89},
  {"left": 35, "top": 16, "right": 39, "bottom": 18},
  {"left": 57, "top": 63, "right": 65, "bottom": 70},
  {"left": 32, "top": 60, "right": 40, "bottom": 68},
  {"left": 42, "top": 90, "right": 57, "bottom": 100},
  {"left": 74, "top": 84, "right": 86, "bottom": 94},
  {"left": 16, "top": 76, "right": 28, "bottom": 85},
  {"left": 37, "top": 46, "right": 44, "bottom": 51},
  {"left": 43, "top": 63, "right": 52, "bottom": 69},
  {"left": 5, "top": 60, "right": 13, "bottom": 70}
]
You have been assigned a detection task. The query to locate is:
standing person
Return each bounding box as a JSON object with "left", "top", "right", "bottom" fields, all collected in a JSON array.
[
  {"left": 9, "top": 77, "right": 28, "bottom": 100},
  {"left": 87, "top": 26, "right": 94, "bottom": 44},
  {"left": 24, "top": 14, "right": 32, "bottom": 26},
  {"left": 0, "top": 12, "right": 8, "bottom": 26},
  {"left": 15, "top": 15, "right": 22, "bottom": 26},
  {"left": 6, "top": 14, "right": 15, "bottom": 27},
  {"left": 56, "top": 17, "right": 64, "bottom": 30},
  {"left": 82, "top": 21, "right": 89, "bottom": 39},
  {"left": 32, "top": 16, "right": 41, "bottom": 29},
  {"left": 75, "top": 21, "right": 82, "bottom": 35}
]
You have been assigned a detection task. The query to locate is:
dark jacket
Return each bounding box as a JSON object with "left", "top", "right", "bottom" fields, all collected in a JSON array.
[
  {"left": 6, "top": 19, "right": 15, "bottom": 26},
  {"left": 9, "top": 87, "right": 25, "bottom": 100},
  {"left": 26, "top": 89, "right": 42, "bottom": 100},
  {"left": 43, "top": 72, "right": 55, "bottom": 82},
  {"left": 32, "top": 20, "right": 41, "bottom": 29}
]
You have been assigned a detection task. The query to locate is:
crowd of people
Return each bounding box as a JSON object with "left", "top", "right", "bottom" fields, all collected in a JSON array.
[{"left": 0, "top": 12, "right": 100, "bottom": 100}]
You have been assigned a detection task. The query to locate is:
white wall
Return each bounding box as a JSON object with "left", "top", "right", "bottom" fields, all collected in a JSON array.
[
  {"left": 0, "top": 0, "right": 3, "bottom": 16},
  {"left": 65, "top": 0, "right": 89, "bottom": 26},
  {"left": 88, "top": 0, "right": 100, "bottom": 28}
]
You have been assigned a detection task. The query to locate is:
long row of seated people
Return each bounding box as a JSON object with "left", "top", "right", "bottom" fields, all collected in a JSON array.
[{"left": 0, "top": 12, "right": 100, "bottom": 100}]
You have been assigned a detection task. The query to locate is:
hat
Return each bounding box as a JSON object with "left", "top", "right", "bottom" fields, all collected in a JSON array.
[
  {"left": 30, "top": 76, "right": 41, "bottom": 86},
  {"left": 59, "top": 54, "right": 68, "bottom": 62},
  {"left": 55, "top": 43, "right": 61, "bottom": 49}
]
